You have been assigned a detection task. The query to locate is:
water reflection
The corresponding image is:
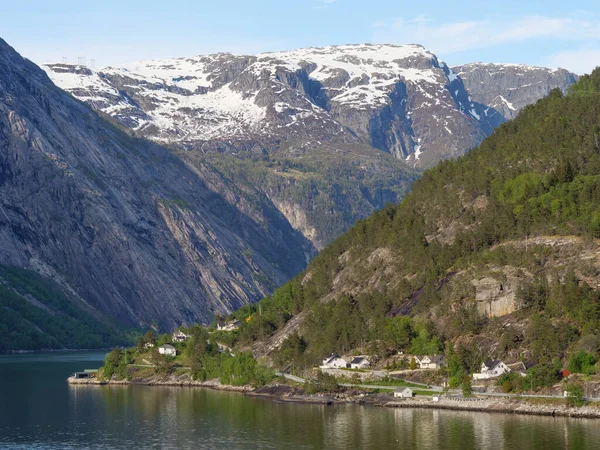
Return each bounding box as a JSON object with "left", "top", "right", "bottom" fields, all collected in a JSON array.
[
  {"left": 63, "top": 385, "right": 600, "bottom": 449},
  {"left": 2, "top": 353, "right": 600, "bottom": 449}
]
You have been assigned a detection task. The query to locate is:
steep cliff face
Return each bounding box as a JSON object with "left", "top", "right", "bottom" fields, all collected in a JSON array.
[
  {"left": 452, "top": 63, "right": 578, "bottom": 128},
  {"left": 42, "top": 46, "right": 577, "bottom": 249},
  {"left": 44, "top": 45, "right": 492, "bottom": 168},
  {"left": 0, "top": 38, "right": 314, "bottom": 330}
]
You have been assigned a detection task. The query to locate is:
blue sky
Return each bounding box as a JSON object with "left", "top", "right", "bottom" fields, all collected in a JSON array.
[{"left": 1, "top": 0, "right": 599, "bottom": 74}]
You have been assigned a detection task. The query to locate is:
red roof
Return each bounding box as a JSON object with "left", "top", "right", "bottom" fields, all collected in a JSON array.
[{"left": 560, "top": 369, "right": 571, "bottom": 378}]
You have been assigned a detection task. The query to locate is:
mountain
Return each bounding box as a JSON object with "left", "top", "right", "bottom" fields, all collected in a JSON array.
[
  {"left": 223, "top": 69, "right": 600, "bottom": 374},
  {"left": 453, "top": 63, "right": 578, "bottom": 128},
  {"left": 43, "top": 44, "right": 488, "bottom": 168},
  {"left": 43, "top": 46, "right": 577, "bottom": 249},
  {"left": 0, "top": 265, "right": 130, "bottom": 351},
  {"left": 0, "top": 37, "right": 317, "bottom": 332}
]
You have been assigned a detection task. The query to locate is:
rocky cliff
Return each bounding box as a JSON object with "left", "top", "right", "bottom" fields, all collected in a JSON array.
[
  {"left": 44, "top": 45, "right": 489, "bottom": 168},
  {"left": 42, "top": 45, "right": 577, "bottom": 249},
  {"left": 452, "top": 63, "right": 578, "bottom": 128},
  {"left": 0, "top": 38, "right": 314, "bottom": 330}
]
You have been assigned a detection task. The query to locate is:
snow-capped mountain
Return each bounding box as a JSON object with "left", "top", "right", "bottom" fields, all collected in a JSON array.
[
  {"left": 43, "top": 45, "right": 576, "bottom": 168},
  {"left": 44, "top": 44, "right": 501, "bottom": 168},
  {"left": 453, "top": 63, "right": 578, "bottom": 128}
]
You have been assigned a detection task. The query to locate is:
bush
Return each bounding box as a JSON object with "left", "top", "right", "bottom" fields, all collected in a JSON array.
[
  {"left": 566, "top": 382, "right": 585, "bottom": 407},
  {"left": 305, "top": 370, "right": 339, "bottom": 394},
  {"left": 567, "top": 351, "right": 597, "bottom": 375},
  {"left": 462, "top": 376, "right": 472, "bottom": 397}
]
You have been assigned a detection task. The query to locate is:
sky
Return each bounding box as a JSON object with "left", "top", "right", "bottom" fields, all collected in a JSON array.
[{"left": 1, "top": 0, "right": 599, "bottom": 74}]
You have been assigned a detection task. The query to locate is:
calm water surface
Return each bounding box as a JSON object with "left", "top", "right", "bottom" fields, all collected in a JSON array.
[{"left": 1, "top": 352, "right": 599, "bottom": 449}]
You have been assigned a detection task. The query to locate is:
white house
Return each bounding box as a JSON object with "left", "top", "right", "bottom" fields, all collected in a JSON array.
[
  {"left": 144, "top": 342, "right": 155, "bottom": 349},
  {"left": 415, "top": 355, "right": 445, "bottom": 369},
  {"left": 394, "top": 387, "right": 413, "bottom": 398},
  {"left": 473, "top": 360, "right": 511, "bottom": 380},
  {"left": 158, "top": 344, "right": 177, "bottom": 357},
  {"left": 172, "top": 331, "right": 191, "bottom": 342},
  {"left": 349, "top": 356, "right": 370, "bottom": 369},
  {"left": 320, "top": 354, "right": 348, "bottom": 369},
  {"left": 217, "top": 320, "right": 241, "bottom": 332}
]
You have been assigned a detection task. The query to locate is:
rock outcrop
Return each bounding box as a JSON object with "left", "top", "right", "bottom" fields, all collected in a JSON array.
[
  {"left": 0, "top": 38, "right": 313, "bottom": 329},
  {"left": 452, "top": 63, "right": 578, "bottom": 128}
]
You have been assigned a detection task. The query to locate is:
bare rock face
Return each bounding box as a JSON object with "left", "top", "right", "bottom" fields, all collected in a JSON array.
[
  {"left": 41, "top": 45, "right": 577, "bottom": 250},
  {"left": 452, "top": 63, "right": 578, "bottom": 128},
  {"left": 44, "top": 46, "right": 578, "bottom": 170},
  {"left": 471, "top": 266, "right": 531, "bottom": 318},
  {"left": 0, "top": 38, "right": 314, "bottom": 330},
  {"left": 42, "top": 44, "right": 496, "bottom": 169}
]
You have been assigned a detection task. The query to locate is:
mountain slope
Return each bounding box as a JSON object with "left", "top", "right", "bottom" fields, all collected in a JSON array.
[
  {"left": 225, "top": 69, "right": 600, "bottom": 368},
  {"left": 44, "top": 44, "right": 489, "bottom": 167},
  {"left": 453, "top": 63, "right": 578, "bottom": 128},
  {"left": 42, "top": 46, "right": 577, "bottom": 249},
  {"left": 0, "top": 38, "right": 315, "bottom": 331},
  {"left": 0, "top": 265, "right": 130, "bottom": 351}
]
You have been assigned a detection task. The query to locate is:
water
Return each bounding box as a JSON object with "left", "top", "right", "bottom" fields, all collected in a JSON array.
[{"left": 0, "top": 352, "right": 599, "bottom": 449}]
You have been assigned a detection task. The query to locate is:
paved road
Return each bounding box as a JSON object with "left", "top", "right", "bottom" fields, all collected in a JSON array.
[
  {"left": 476, "top": 391, "right": 600, "bottom": 401},
  {"left": 276, "top": 373, "right": 600, "bottom": 400},
  {"left": 276, "top": 373, "right": 307, "bottom": 384},
  {"left": 276, "top": 373, "right": 444, "bottom": 392}
]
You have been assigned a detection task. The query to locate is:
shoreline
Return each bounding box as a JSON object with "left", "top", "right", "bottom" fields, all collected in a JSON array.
[
  {"left": 3, "top": 348, "right": 112, "bottom": 355},
  {"left": 67, "top": 376, "right": 600, "bottom": 419}
]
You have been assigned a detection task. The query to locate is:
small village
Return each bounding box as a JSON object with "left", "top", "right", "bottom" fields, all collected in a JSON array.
[{"left": 71, "top": 323, "right": 587, "bottom": 410}]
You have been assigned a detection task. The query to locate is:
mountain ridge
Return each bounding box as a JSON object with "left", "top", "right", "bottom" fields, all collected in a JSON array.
[
  {"left": 0, "top": 37, "right": 314, "bottom": 330},
  {"left": 42, "top": 44, "right": 577, "bottom": 250}
]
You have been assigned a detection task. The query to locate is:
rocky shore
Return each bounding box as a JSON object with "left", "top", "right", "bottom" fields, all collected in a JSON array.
[
  {"left": 381, "top": 397, "right": 600, "bottom": 419},
  {"left": 68, "top": 375, "right": 600, "bottom": 418},
  {"left": 67, "top": 375, "right": 252, "bottom": 392}
]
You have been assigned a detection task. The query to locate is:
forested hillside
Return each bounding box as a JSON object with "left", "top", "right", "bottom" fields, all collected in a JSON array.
[
  {"left": 0, "top": 266, "right": 131, "bottom": 351},
  {"left": 221, "top": 68, "right": 600, "bottom": 381}
]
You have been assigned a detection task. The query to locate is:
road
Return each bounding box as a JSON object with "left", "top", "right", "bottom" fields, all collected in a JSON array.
[
  {"left": 276, "top": 373, "right": 443, "bottom": 391},
  {"left": 276, "top": 373, "right": 600, "bottom": 400}
]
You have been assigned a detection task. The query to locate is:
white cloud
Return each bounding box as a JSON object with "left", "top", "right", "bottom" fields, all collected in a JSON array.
[
  {"left": 543, "top": 49, "right": 600, "bottom": 75},
  {"left": 371, "top": 14, "right": 600, "bottom": 57}
]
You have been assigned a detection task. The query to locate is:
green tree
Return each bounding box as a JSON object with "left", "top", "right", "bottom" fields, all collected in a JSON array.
[
  {"left": 409, "top": 357, "right": 417, "bottom": 370},
  {"left": 566, "top": 382, "right": 585, "bottom": 407},
  {"left": 462, "top": 376, "right": 472, "bottom": 397},
  {"left": 103, "top": 348, "right": 122, "bottom": 379}
]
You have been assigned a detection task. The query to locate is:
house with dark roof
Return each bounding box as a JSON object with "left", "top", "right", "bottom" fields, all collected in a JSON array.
[
  {"left": 349, "top": 356, "right": 370, "bottom": 369},
  {"left": 320, "top": 354, "right": 348, "bottom": 369},
  {"left": 473, "top": 359, "right": 511, "bottom": 380},
  {"left": 415, "top": 355, "right": 445, "bottom": 369},
  {"left": 172, "top": 330, "right": 191, "bottom": 342}
]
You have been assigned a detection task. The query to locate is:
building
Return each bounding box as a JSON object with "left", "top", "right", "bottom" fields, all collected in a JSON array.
[
  {"left": 349, "top": 356, "right": 370, "bottom": 369},
  {"left": 144, "top": 342, "right": 155, "bottom": 349},
  {"left": 73, "top": 372, "right": 92, "bottom": 379},
  {"left": 432, "top": 395, "right": 441, "bottom": 402},
  {"left": 217, "top": 320, "right": 241, "bottom": 332},
  {"left": 158, "top": 344, "right": 177, "bottom": 357},
  {"left": 394, "top": 387, "right": 413, "bottom": 398},
  {"left": 172, "top": 331, "right": 191, "bottom": 342},
  {"left": 415, "top": 355, "right": 445, "bottom": 369},
  {"left": 473, "top": 360, "right": 511, "bottom": 380},
  {"left": 320, "top": 354, "right": 348, "bottom": 369}
]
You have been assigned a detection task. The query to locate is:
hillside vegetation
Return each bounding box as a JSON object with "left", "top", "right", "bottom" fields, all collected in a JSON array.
[
  {"left": 219, "top": 68, "right": 600, "bottom": 383},
  {"left": 0, "top": 266, "right": 132, "bottom": 351}
]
